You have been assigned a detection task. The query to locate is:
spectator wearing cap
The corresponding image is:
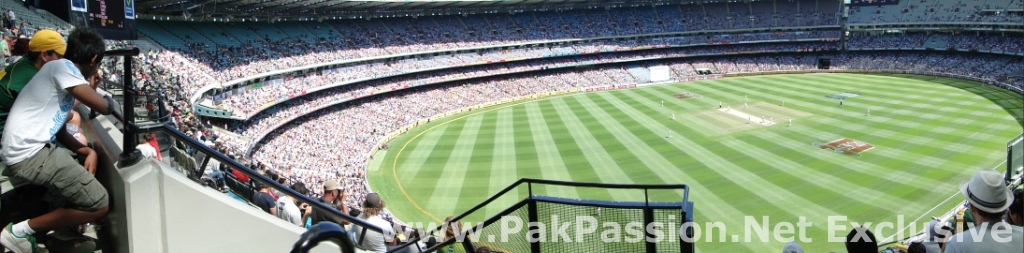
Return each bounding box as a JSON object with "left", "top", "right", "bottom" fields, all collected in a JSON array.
[
  {"left": 305, "top": 180, "right": 350, "bottom": 226},
  {"left": 0, "top": 29, "right": 65, "bottom": 140},
  {"left": 350, "top": 193, "right": 395, "bottom": 253},
  {"left": 845, "top": 226, "right": 877, "bottom": 253},
  {"left": 944, "top": 170, "right": 1023, "bottom": 253}
]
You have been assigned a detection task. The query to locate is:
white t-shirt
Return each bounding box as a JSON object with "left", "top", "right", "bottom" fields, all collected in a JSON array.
[
  {"left": 136, "top": 143, "right": 157, "bottom": 159},
  {"left": 205, "top": 158, "right": 221, "bottom": 175},
  {"left": 1, "top": 59, "right": 86, "bottom": 165},
  {"left": 351, "top": 214, "right": 395, "bottom": 253},
  {"left": 276, "top": 196, "right": 302, "bottom": 226}
]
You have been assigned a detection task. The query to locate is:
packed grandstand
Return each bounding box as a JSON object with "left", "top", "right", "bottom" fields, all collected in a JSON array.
[
  {"left": 123, "top": 0, "right": 1024, "bottom": 248},
  {"left": 0, "top": 0, "right": 1022, "bottom": 252}
]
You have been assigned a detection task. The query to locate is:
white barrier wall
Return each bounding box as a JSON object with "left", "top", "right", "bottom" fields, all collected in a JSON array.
[{"left": 115, "top": 159, "right": 344, "bottom": 253}]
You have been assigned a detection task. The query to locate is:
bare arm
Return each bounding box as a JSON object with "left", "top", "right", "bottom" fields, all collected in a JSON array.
[
  {"left": 66, "top": 85, "right": 111, "bottom": 115},
  {"left": 55, "top": 125, "right": 89, "bottom": 155},
  {"left": 55, "top": 126, "right": 97, "bottom": 174},
  {"left": 339, "top": 192, "right": 350, "bottom": 225}
]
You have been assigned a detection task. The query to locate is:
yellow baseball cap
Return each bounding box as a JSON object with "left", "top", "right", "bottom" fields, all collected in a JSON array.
[{"left": 28, "top": 29, "right": 66, "bottom": 55}]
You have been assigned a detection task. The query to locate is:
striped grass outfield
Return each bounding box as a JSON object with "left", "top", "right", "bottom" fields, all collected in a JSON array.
[{"left": 366, "top": 73, "right": 1024, "bottom": 252}]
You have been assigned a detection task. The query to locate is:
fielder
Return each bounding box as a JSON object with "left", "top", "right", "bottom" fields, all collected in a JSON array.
[{"left": 789, "top": 118, "right": 792, "bottom": 127}]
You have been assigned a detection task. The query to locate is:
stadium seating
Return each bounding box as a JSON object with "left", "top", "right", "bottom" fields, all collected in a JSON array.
[
  {"left": 5, "top": 1, "right": 1018, "bottom": 242},
  {"left": 848, "top": 0, "right": 1024, "bottom": 24},
  {"left": 0, "top": 0, "right": 72, "bottom": 36}
]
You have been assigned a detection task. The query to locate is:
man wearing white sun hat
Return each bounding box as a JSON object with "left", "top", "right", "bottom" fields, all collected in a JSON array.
[{"left": 943, "top": 169, "right": 1022, "bottom": 253}]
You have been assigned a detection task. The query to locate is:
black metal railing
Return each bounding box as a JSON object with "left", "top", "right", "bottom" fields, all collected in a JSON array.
[
  {"left": 390, "top": 178, "right": 694, "bottom": 253},
  {"left": 103, "top": 48, "right": 382, "bottom": 252},
  {"left": 105, "top": 47, "right": 698, "bottom": 253}
]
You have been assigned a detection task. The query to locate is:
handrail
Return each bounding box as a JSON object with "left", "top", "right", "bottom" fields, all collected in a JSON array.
[
  {"left": 390, "top": 178, "right": 690, "bottom": 253},
  {"left": 104, "top": 48, "right": 387, "bottom": 239},
  {"left": 521, "top": 177, "right": 690, "bottom": 189},
  {"left": 128, "top": 122, "right": 387, "bottom": 235}
]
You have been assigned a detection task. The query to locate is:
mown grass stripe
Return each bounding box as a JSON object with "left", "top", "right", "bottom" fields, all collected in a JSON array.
[
  {"left": 700, "top": 77, "right": 991, "bottom": 173},
  {"left": 486, "top": 107, "right": 521, "bottom": 216},
  {"left": 367, "top": 73, "right": 1021, "bottom": 253},
  {"left": 534, "top": 99, "right": 612, "bottom": 200},
  {"left": 757, "top": 76, "right": 1008, "bottom": 164},
  {"left": 572, "top": 93, "right": 767, "bottom": 252},
  {"left": 597, "top": 90, "right": 842, "bottom": 222},
  {"left": 546, "top": 97, "right": 639, "bottom": 201},
  {"left": 609, "top": 89, "right": 875, "bottom": 215},
  {"left": 524, "top": 102, "right": 580, "bottom": 199},
  {"left": 396, "top": 124, "right": 450, "bottom": 182},
  {"left": 595, "top": 90, "right": 846, "bottom": 250},
  {"left": 405, "top": 118, "right": 471, "bottom": 213},
  {"left": 686, "top": 78, "right": 970, "bottom": 185},
  {"left": 427, "top": 115, "right": 485, "bottom": 216}
]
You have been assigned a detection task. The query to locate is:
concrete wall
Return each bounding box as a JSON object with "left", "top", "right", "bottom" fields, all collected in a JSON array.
[{"left": 81, "top": 109, "right": 343, "bottom": 253}]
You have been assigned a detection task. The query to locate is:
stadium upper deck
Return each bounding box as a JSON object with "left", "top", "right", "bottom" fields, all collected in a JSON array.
[
  {"left": 847, "top": 0, "right": 1023, "bottom": 24},
  {"left": 137, "top": 0, "right": 842, "bottom": 78}
]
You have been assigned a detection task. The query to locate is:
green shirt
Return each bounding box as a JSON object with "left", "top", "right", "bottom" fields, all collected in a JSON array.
[{"left": 0, "top": 58, "right": 40, "bottom": 135}]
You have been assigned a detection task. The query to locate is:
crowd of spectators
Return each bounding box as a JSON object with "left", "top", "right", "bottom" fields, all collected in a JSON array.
[
  {"left": 848, "top": 0, "right": 1024, "bottom": 24},
  {"left": 214, "top": 41, "right": 839, "bottom": 117},
  {"left": 847, "top": 32, "right": 1024, "bottom": 55},
  {"left": 246, "top": 67, "right": 637, "bottom": 218},
  {"left": 831, "top": 51, "right": 1023, "bottom": 85},
  {"left": 29, "top": 3, "right": 1013, "bottom": 242},
  {"left": 138, "top": 0, "right": 843, "bottom": 84},
  {"left": 196, "top": 50, "right": 1017, "bottom": 232},
  {"left": 82, "top": 26, "right": 1020, "bottom": 237},
  {"left": 0, "top": 2, "right": 1020, "bottom": 250}
]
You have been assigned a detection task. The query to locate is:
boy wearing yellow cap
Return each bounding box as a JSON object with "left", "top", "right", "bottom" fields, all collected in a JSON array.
[
  {"left": 0, "top": 27, "right": 117, "bottom": 253},
  {"left": 0, "top": 29, "right": 66, "bottom": 138}
]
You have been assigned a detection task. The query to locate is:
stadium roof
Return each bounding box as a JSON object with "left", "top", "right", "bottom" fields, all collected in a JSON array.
[{"left": 136, "top": 0, "right": 707, "bottom": 19}]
